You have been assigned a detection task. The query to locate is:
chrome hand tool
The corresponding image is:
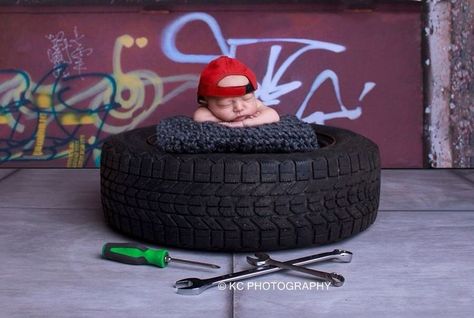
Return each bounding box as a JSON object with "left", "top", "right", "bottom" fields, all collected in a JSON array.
[
  {"left": 246, "top": 253, "right": 344, "bottom": 287},
  {"left": 175, "top": 249, "right": 352, "bottom": 295}
]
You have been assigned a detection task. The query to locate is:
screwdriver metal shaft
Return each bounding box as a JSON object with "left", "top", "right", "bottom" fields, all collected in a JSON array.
[{"left": 166, "top": 256, "right": 221, "bottom": 269}]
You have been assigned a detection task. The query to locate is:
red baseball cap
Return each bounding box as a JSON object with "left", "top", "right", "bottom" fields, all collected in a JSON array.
[{"left": 197, "top": 56, "right": 257, "bottom": 104}]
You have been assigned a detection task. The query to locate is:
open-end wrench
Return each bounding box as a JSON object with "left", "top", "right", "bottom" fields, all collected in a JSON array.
[
  {"left": 174, "top": 249, "right": 352, "bottom": 295},
  {"left": 247, "top": 253, "right": 344, "bottom": 287}
]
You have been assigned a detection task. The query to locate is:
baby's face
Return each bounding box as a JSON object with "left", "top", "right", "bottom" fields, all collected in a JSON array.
[{"left": 206, "top": 93, "right": 259, "bottom": 122}]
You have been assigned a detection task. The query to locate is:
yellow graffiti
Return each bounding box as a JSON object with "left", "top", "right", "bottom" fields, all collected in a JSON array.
[
  {"left": 60, "top": 113, "right": 96, "bottom": 126},
  {"left": 33, "top": 94, "right": 51, "bottom": 156},
  {"left": 98, "top": 34, "right": 199, "bottom": 133},
  {"left": 108, "top": 35, "right": 164, "bottom": 122},
  {"left": 80, "top": 115, "right": 95, "bottom": 125},
  {"left": 136, "top": 37, "right": 148, "bottom": 48},
  {"left": 61, "top": 113, "right": 77, "bottom": 125},
  {"left": 1, "top": 33, "right": 199, "bottom": 164},
  {"left": 32, "top": 113, "right": 48, "bottom": 156},
  {"left": 36, "top": 93, "right": 52, "bottom": 109},
  {"left": 67, "top": 135, "right": 85, "bottom": 167}
]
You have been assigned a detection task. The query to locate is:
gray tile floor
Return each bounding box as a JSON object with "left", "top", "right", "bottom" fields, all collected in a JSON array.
[{"left": 1, "top": 169, "right": 473, "bottom": 317}]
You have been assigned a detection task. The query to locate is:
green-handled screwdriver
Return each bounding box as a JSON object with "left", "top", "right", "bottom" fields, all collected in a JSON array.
[{"left": 102, "top": 243, "right": 220, "bottom": 269}]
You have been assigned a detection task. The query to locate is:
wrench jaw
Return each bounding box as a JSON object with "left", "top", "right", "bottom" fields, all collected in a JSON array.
[{"left": 174, "top": 278, "right": 209, "bottom": 296}]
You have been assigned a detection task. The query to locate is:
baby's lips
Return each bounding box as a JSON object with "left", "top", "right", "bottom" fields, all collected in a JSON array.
[{"left": 234, "top": 115, "right": 248, "bottom": 121}]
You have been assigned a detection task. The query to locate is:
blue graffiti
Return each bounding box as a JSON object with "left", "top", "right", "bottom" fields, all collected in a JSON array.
[{"left": 162, "top": 12, "right": 375, "bottom": 121}]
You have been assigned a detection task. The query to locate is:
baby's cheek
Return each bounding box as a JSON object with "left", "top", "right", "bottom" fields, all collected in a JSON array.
[{"left": 216, "top": 109, "right": 233, "bottom": 120}]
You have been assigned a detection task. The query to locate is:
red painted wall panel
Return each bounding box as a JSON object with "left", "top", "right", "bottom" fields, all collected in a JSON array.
[{"left": 0, "top": 8, "right": 422, "bottom": 167}]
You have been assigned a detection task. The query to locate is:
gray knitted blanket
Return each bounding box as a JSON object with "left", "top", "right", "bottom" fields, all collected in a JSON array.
[{"left": 155, "top": 115, "right": 319, "bottom": 153}]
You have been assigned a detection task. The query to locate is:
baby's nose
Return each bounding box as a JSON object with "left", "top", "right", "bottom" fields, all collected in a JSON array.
[{"left": 233, "top": 101, "right": 245, "bottom": 112}]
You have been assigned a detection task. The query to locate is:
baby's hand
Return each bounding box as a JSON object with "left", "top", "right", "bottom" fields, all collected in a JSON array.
[
  {"left": 248, "top": 111, "right": 261, "bottom": 119},
  {"left": 219, "top": 121, "right": 245, "bottom": 128}
]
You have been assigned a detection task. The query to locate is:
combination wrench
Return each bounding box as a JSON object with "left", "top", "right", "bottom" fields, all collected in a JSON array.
[
  {"left": 174, "top": 249, "right": 352, "bottom": 295},
  {"left": 246, "top": 253, "right": 345, "bottom": 287}
]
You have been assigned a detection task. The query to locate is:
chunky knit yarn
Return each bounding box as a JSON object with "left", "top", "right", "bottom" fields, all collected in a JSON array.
[{"left": 155, "top": 115, "right": 319, "bottom": 153}]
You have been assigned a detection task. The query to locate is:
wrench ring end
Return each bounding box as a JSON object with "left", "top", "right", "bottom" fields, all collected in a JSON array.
[
  {"left": 332, "top": 249, "right": 353, "bottom": 263},
  {"left": 329, "top": 272, "right": 345, "bottom": 287}
]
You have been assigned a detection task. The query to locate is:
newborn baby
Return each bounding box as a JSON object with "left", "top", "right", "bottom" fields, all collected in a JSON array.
[{"left": 193, "top": 56, "right": 280, "bottom": 127}]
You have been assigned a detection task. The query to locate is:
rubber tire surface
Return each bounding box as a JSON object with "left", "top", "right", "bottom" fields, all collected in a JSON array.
[{"left": 100, "top": 124, "right": 380, "bottom": 252}]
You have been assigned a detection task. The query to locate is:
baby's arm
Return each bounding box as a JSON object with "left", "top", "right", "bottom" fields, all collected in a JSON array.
[
  {"left": 193, "top": 106, "right": 221, "bottom": 123},
  {"left": 219, "top": 105, "right": 280, "bottom": 128},
  {"left": 241, "top": 104, "right": 280, "bottom": 127}
]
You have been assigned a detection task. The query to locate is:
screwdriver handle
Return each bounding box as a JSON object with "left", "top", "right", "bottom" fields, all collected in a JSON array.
[{"left": 102, "top": 243, "right": 169, "bottom": 268}]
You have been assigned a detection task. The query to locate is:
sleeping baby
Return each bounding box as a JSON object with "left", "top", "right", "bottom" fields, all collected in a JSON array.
[{"left": 193, "top": 56, "right": 280, "bottom": 127}]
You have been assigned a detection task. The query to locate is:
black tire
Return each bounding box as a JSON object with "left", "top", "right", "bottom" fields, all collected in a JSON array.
[{"left": 100, "top": 124, "right": 380, "bottom": 252}]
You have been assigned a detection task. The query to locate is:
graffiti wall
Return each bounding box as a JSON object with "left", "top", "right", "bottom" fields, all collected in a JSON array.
[{"left": 0, "top": 9, "right": 422, "bottom": 167}]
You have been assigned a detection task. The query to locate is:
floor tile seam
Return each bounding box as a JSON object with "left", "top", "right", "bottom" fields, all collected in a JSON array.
[
  {"left": 0, "top": 169, "right": 21, "bottom": 184},
  {"left": 449, "top": 170, "right": 474, "bottom": 187},
  {"left": 231, "top": 254, "right": 235, "bottom": 318}
]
